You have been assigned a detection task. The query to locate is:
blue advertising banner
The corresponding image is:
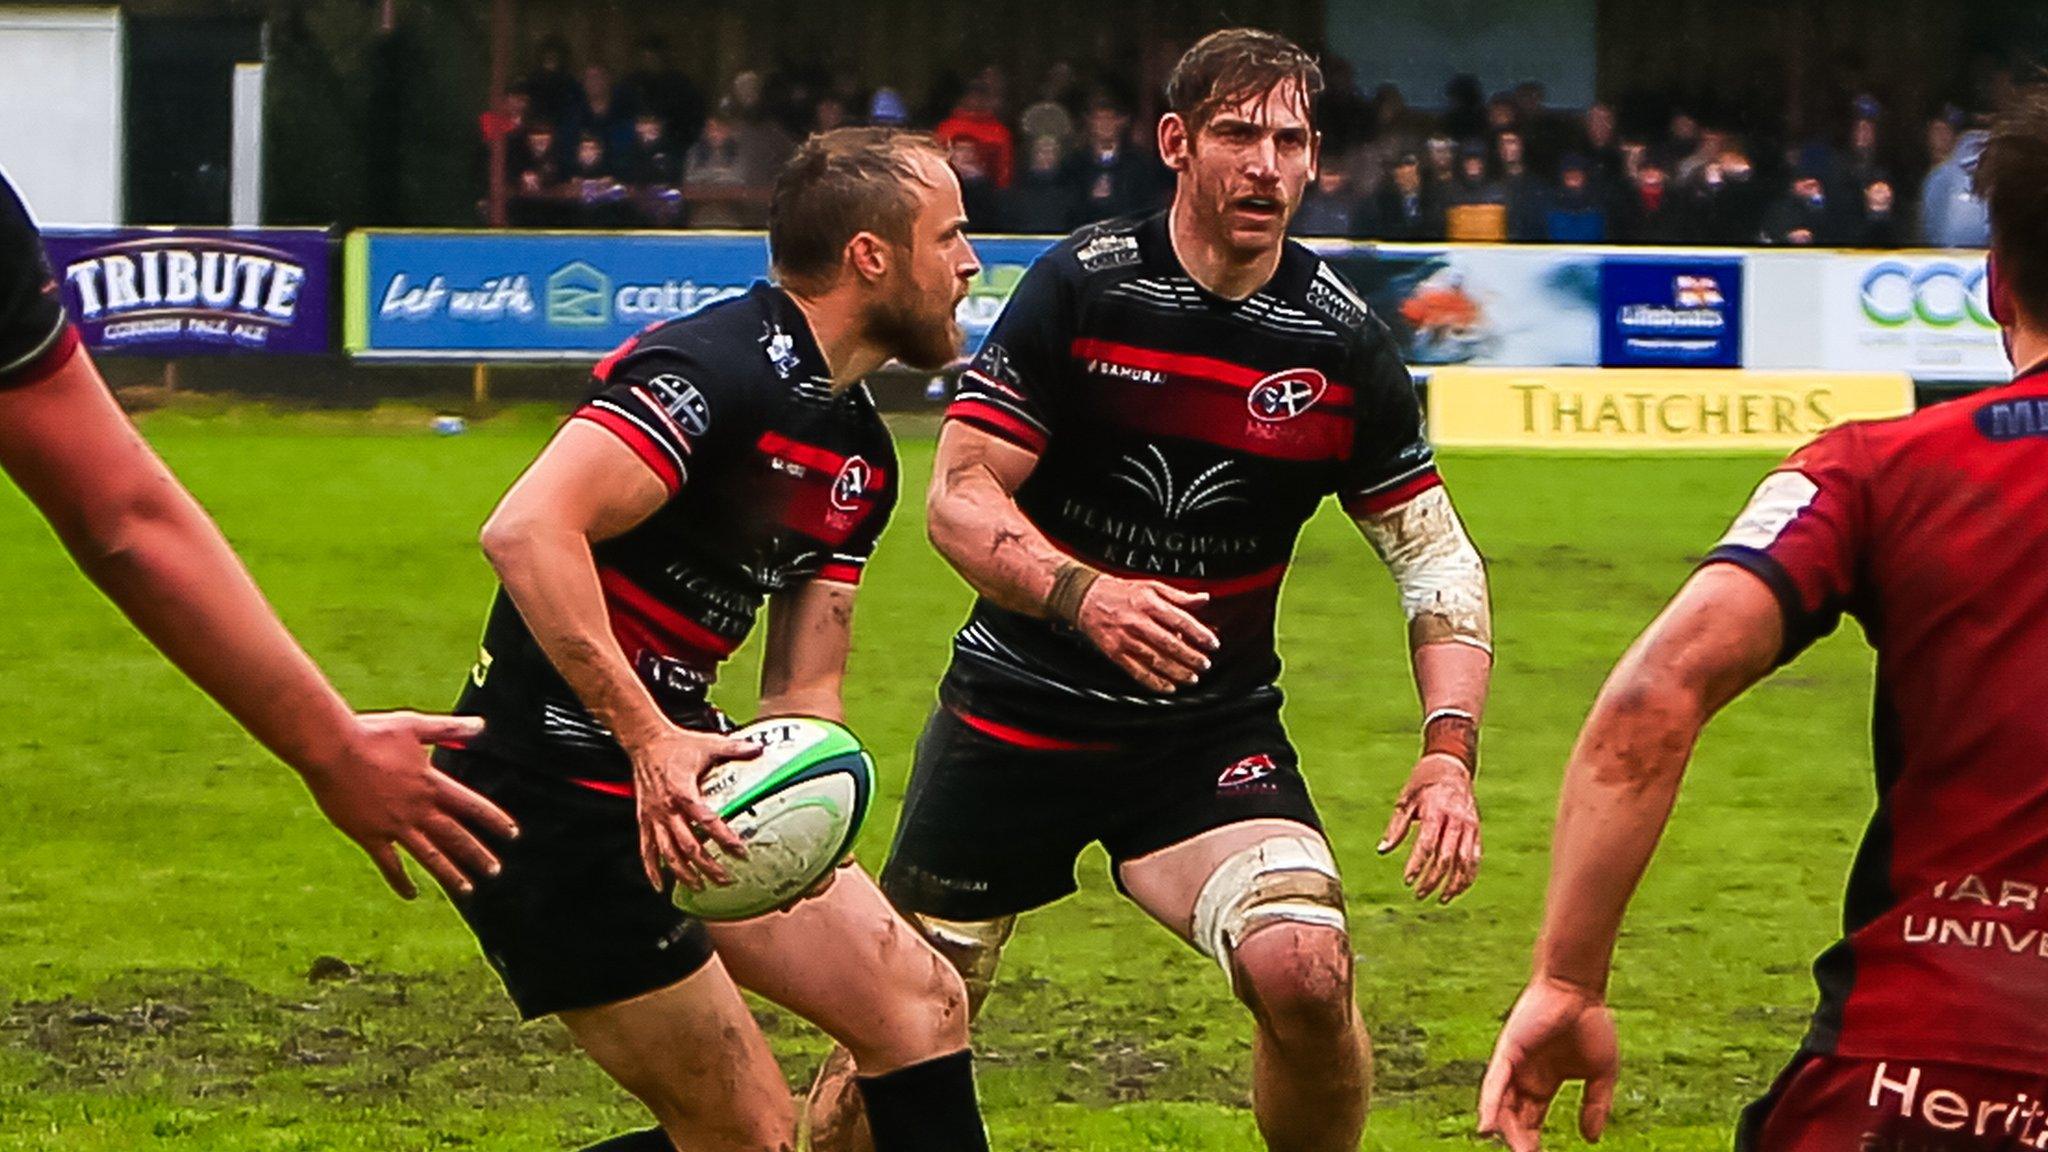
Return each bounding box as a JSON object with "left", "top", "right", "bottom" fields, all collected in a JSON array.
[
  {"left": 347, "top": 231, "right": 1061, "bottom": 360},
  {"left": 1599, "top": 255, "right": 1744, "bottom": 367},
  {"left": 43, "top": 228, "right": 332, "bottom": 355}
]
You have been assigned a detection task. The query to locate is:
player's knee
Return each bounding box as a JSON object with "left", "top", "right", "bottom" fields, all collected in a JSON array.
[
  {"left": 910, "top": 912, "right": 1015, "bottom": 1021},
  {"left": 842, "top": 914, "right": 980, "bottom": 1070},
  {"left": 1232, "top": 922, "right": 1357, "bottom": 1049}
]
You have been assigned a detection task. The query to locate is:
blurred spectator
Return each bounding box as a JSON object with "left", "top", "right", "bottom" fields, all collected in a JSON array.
[
  {"left": 1513, "top": 81, "right": 1570, "bottom": 173},
  {"left": 1441, "top": 75, "right": 1487, "bottom": 141},
  {"left": 1064, "top": 90, "right": 1157, "bottom": 226},
  {"left": 1838, "top": 114, "right": 1888, "bottom": 196},
  {"left": 937, "top": 80, "right": 1016, "bottom": 189},
  {"left": 1925, "top": 110, "right": 1960, "bottom": 170},
  {"left": 1687, "top": 141, "right": 1768, "bottom": 244},
  {"left": 1003, "top": 135, "right": 1077, "bottom": 234},
  {"left": 1615, "top": 161, "right": 1690, "bottom": 243},
  {"left": 1445, "top": 142, "right": 1508, "bottom": 240},
  {"left": 683, "top": 104, "right": 758, "bottom": 228},
  {"left": 1493, "top": 130, "right": 1545, "bottom": 240},
  {"left": 522, "top": 36, "right": 581, "bottom": 127},
  {"left": 480, "top": 85, "right": 534, "bottom": 191},
  {"left": 1919, "top": 127, "right": 1989, "bottom": 246},
  {"left": 1541, "top": 155, "right": 1606, "bottom": 241},
  {"left": 569, "top": 65, "right": 635, "bottom": 160},
  {"left": 1854, "top": 177, "right": 1904, "bottom": 246},
  {"left": 1762, "top": 165, "right": 1838, "bottom": 245},
  {"left": 510, "top": 122, "right": 570, "bottom": 227},
  {"left": 729, "top": 71, "right": 769, "bottom": 123},
  {"left": 868, "top": 87, "right": 911, "bottom": 127},
  {"left": 1653, "top": 110, "right": 1702, "bottom": 172},
  {"left": 1580, "top": 102, "right": 1625, "bottom": 196},
  {"left": 810, "top": 94, "right": 851, "bottom": 135},
  {"left": 1018, "top": 65, "right": 1080, "bottom": 155},
  {"left": 569, "top": 131, "right": 635, "bottom": 227},
  {"left": 1371, "top": 152, "right": 1445, "bottom": 241},
  {"left": 1484, "top": 93, "right": 1518, "bottom": 135},
  {"left": 947, "top": 136, "right": 1004, "bottom": 231},
  {"left": 621, "top": 36, "right": 705, "bottom": 154},
  {"left": 1292, "top": 159, "right": 1370, "bottom": 238},
  {"left": 1423, "top": 135, "right": 1457, "bottom": 194},
  {"left": 625, "top": 112, "right": 683, "bottom": 187}
]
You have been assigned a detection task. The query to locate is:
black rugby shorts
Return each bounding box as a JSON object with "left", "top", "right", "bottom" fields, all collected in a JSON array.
[
  {"left": 880, "top": 703, "right": 1323, "bottom": 922},
  {"left": 433, "top": 748, "right": 716, "bottom": 1019}
]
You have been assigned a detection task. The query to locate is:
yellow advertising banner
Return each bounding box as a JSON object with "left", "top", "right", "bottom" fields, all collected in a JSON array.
[{"left": 1426, "top": 367, "right": 1915, "bottom": 450}]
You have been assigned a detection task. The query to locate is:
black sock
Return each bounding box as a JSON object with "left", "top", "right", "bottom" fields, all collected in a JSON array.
[
  {"left": 574, "top": 1128, "right": 672, "bottom": 1152},
  {"left": 855, "top": 1048, "right": 990, "bottom": 1152}
]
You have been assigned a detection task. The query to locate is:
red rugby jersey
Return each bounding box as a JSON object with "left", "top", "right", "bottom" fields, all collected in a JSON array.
[{"left": 1705, "top": 360, "right": 2048, "bottom": 1072}]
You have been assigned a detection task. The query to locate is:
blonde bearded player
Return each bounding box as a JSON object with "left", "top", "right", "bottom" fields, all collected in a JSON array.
[{"left": 810, "top": 30, "right": 1493, "bottom": 1152}]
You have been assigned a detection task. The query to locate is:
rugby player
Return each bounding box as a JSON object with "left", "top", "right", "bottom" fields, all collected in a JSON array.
[
  {"left": 436, "top": 128, "right": 988, "bottom": 1152},
  {"left": 0, "top": 168, "right": 517, "bottom": 900},
  {"left": 1478, "top": 87, "right": 2048, "bottom": 1152},
  {"left": 811, "top": 30, "right": 1493, "bottom": 1152}
]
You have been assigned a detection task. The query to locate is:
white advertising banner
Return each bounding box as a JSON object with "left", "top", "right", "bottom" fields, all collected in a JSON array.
[{"left": 1820, "top": 252, "right": 2002, "bottom": 381}]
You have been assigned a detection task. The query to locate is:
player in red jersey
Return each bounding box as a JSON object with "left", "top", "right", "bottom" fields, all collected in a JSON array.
[
  {"left": 1479, "top": 87, "right": 2048, "bottom": 1152},
  {"left": 0, "top": 167, "right": 517, "bottom": 900},
  {"left": 812, "top": 30, "right": 1493, "bottom": 1152}
]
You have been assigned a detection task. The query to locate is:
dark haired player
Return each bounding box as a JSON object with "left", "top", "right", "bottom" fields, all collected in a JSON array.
[
  {"left": 812, "top": 29, "right": 1493, "bottom": 1152},
  {"left": 0, "top": 168, "right": 517, "bottom": 900},
  {"left": 436, "top": 130, "right": 988, "bottom": 1152},
  {"left": 1479, "top": 87, "right": 2048, "bottom": 1152}
]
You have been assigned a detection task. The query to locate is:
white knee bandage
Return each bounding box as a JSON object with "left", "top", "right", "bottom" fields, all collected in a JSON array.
[{"left": 1189, "top": 835, "right": 1347, "bottom": 989}]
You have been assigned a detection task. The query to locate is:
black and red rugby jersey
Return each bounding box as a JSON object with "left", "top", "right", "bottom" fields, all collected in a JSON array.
[
  {"left": 0, "top": 170, "right": 79, "bottom": 389},
  {"left": 455, "top": 283, "right": 898, "bottom": 784},
  {"left": 940, "top": 211, "right": 1439, "bottom": 737},
  {"left": 1705, "top": 360, "right": 2048, "bottom": 1072}
]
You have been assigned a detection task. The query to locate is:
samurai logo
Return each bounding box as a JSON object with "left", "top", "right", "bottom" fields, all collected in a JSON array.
[
  {"left": 1113, "top": 443, "right": 1248, "bottom": 520},
  {"left": 1247, "top": 368, "right": 1329, "bottom": 422},
  {"left": 831, "top": 456, "right": 876, "bottom": 512},
  {"left": 644, "top": 373, "right": 711, "bottom": 436}
]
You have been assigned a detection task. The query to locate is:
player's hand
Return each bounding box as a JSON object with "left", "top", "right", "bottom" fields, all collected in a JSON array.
[
  {"left": 300, "top": 711, "right": 521, "bottom": 901},
  {"left": 1378, "top": 753, "right": 1481, "bottom": 902},
  {"left": 1478, "top": 976, "right": 1618, "bottom": 1151},
  {"left": 1074, "top": 575, "right": 1220, "bottom": 693},
  {"left": 629, "top": 726, "right": 760, "bottom": 892}
]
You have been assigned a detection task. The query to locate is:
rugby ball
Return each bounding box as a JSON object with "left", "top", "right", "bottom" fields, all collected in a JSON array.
[{"left": 673, "top": 717, "right": 875, "bottom": 921}]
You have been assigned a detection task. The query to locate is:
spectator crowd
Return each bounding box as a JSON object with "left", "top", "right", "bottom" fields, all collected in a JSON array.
[{"left": 480, "top": 36, "right": 1995, "bottom": 248}]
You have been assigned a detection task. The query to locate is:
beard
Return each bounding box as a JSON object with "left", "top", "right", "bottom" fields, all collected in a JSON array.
[{"left": 868, "top": 283, "right": 963, "bottom": 371}]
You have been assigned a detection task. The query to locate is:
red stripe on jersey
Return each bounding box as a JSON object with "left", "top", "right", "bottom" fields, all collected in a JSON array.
[
  {"left": 589, "top": 330, "right": 643, "bottom": 383},
  {"left": 570, "top": 777, "right": 635, "bottom": 797},
  {"left": 757, "top": 430, "right": 849, "bottom": 475},
  {"left": 1343, "top": 468, "right": 1443, "bottom": 517},
  {"left": 947, "top": 398, "right": 1049, "bottom": 453},
  {"left": 949, "top": 705, "right": 1120, "bottom": 751},
  {"left": 1098, "top": 378, "right": 1353, "bottom": 462},
  {"left": 599, "top": 567, "right": 740, "bottom": 658},
  {"left": 1070, "top": 337, "right": 1357, "bottom": 405},
  {"left": 576, "top": 408, "right": 683, "bottom": 495},
  {"left": 3, "top": 323, "right": 80, "bottom": 388},
  {"left": 817, "top": 561, "right": 864, "bottom": 585}
]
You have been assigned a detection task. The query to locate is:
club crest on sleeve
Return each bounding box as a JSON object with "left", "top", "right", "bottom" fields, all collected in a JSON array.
[
  {"left": 831, "top": 456, "right": 876, "bottom": 512},
  {"left": 645, "top": 374, "right": 711, "bottom": 436},
  {"left": 1247, "top": 368, "right": 1329, "bottom": 422}
]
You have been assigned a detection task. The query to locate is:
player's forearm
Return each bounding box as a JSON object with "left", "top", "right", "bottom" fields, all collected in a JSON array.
[
  {"left": 482, "top": 524, "right": 674, "bottom": 753},
  {"left": 927, "top": 461, "right": 1072, "bottom": 617},
  {"left": 64, "top": 480, "right": 362, "bottom": 775},
  {"left": 1533, "top": 668, "right": 1708, "bottom": 995},
  {"left": 1413, "top": 638, "right": 1493, "bottom": 748}
]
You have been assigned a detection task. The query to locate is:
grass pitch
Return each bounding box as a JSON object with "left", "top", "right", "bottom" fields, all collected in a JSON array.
[{"left": 0, "top": 402, "right": 1876, "bottom": 1150}]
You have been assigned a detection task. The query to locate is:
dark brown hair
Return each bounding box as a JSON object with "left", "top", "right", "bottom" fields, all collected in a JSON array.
[
  {"left": 1165, "top": 28, "right": 1323, "bottom": 136},
  {"left": 1974, "top": 83, "right": 2048, "bottom": 326},
  {"left": 769, "top": 127, "right": 946, "bottom": 291}
]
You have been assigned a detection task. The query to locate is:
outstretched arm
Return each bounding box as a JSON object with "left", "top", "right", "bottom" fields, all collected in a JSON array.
[
  {"left": 1478, "top": 563, "right": 1783, "bottom": 1151},
  {"left": 1352, "top": 483, "right": 1493, "bottom": 902},
  {"left": 0, "top": 346, "right": 517, "bottom": 899},
  {"left": 926, "top": 420, "right": 1219, "bottom": 694}
]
